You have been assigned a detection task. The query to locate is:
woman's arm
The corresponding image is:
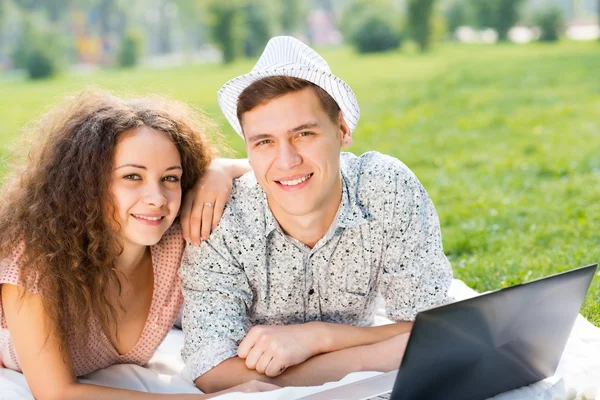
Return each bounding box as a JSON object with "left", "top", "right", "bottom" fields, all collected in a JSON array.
[
  {"left": 180, "top": 158, "right": 251, "bottom": 245},
  {"left": 1, "top": 284, "right": 275, "bottom": 400}
]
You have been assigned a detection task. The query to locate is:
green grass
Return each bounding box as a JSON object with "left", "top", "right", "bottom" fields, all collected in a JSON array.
[{"left": 1, "top": 41, "right": 599, "bottom": 325}]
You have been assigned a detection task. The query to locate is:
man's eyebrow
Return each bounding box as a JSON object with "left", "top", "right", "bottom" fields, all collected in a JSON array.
[
  {"left": 246, "top": 133, "right": 273, "bottom": 143},
  {"left": 288, "top": 123, "right": 319, "bottom": 133},
  {"left": 114, "top": 164, "right": 182, "bottom": 171},
  {"left": 246, "top": 123, "right": 320, "bottom": 143}
]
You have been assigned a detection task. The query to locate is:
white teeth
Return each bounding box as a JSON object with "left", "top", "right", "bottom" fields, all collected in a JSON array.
[
  {"left": 279, "top": 174, "right": 311, "bottom": 186},
  {"left": 133, "top": 214, "right": 162, "bottom": 221}
]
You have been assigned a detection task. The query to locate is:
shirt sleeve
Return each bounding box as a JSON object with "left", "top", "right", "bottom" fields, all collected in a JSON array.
[
  {"left": 379, "top": 161, "right": 453, "bottom": 322},
  {"left": 0, "top": 242, "right": 41, "bottom": 296},
  {"left": 178, "top": 226, "right": 252, "bottom": 381}
]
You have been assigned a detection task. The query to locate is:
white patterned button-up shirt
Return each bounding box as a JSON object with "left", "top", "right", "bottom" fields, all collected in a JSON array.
[{"left": 179, "top": 151, "right": 453, "bottom": 380}]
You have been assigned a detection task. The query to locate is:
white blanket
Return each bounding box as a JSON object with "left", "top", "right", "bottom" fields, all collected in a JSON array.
[{"left": 1, "top": 280, "right": 599, "bottom": 400}]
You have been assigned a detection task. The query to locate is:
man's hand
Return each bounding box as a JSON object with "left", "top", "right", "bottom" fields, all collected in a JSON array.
[{"left": 237, "top": 323, "right": 324, "bottom": 377}]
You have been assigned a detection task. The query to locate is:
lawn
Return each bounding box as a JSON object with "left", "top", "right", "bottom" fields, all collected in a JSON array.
[{"left": 1, "top": 41, "right": 599, "bottom": 325}]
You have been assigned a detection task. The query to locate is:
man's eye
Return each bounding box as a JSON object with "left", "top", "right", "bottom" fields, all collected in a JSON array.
[
  {"left": 124, "top": 174, "right": 141, "bottom": 180},
  {"left": 256, "top": 140, "right": 272, "bottom": 146},
  {"left": 299, "top": 131, "right": 313, "bottom": 137},
  {"left": 163, "top": 176, "right": 181, "bottom": 183}
]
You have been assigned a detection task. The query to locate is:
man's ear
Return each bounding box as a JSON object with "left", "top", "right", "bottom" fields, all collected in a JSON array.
[{"left": 338, "top": 111, "right": 352, "bottom": 148}]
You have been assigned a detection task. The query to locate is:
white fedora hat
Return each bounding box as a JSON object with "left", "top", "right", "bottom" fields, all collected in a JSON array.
[{"left": 217, "top": 36, "right": 360, "bottom": 137}]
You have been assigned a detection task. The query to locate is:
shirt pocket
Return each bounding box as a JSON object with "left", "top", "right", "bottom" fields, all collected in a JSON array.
[{"left": 345, "top": 261, "right": 372, "bottom": 296}]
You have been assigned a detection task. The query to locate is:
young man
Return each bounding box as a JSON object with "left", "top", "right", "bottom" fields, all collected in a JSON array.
[{"left": 179, "top": 36, "right": 453, "bottom": 393}]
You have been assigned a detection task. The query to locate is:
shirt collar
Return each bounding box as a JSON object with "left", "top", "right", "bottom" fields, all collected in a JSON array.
[{"left": 262, "top": 168, "right": 372, "bottom": 238}]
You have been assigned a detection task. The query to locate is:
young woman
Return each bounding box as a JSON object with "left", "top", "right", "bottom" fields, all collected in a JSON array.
[{"left": 0, "top": 89, "right": 277, "bottom": 399}]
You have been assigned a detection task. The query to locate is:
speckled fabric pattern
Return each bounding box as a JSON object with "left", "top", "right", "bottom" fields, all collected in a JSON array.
[{"left": 179, "top": 151, "right": 453, "bottom": 380}]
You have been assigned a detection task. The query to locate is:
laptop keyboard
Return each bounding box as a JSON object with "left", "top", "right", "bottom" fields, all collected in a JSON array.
[{"left": 365, "top": 392, "right": 392, "bottom": 400}]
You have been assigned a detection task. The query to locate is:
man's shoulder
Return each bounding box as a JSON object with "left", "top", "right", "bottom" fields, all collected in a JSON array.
[
  {"left": 341, "top": 151, "right": 418, "bottom": 190},
  {"left": 229, "top": 171, "right": 263, "bottom": 205},
  {"left": 216, "top": 172, "right": 267, "bottom": 236}
]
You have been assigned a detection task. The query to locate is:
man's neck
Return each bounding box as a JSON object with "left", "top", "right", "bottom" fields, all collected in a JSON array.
[{"left": 269, "top": 178, "right": 343, "bottom": 249}]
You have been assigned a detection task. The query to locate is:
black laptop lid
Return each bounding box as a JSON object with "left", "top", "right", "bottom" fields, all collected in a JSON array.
[{"left": 391, "top": 264, "right": 598, "bottom": 400}]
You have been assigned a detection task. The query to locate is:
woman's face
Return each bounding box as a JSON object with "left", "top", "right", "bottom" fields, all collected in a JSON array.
[{"left": 109, "top": 126, "right": 182, "bottom": 249}]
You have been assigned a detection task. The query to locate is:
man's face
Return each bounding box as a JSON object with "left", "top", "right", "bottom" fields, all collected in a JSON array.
[{"left": 242, "top": 87, "right": 352, "bottom": 219}]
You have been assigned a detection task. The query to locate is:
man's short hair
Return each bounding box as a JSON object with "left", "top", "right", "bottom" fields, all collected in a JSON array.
[{"left": 236, "top": 76, "right": 341, "bottom": 132}]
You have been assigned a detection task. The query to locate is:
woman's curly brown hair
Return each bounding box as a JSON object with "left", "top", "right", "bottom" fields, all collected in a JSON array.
[{"left": 0, "top": 88, "right": 217, "bottom": 355}]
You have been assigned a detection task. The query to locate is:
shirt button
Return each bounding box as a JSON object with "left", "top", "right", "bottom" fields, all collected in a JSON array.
[{"left": 308, "top": 289, "right": 314, "bottom": 295}]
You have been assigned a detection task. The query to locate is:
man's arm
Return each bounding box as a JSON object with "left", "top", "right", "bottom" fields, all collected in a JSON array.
[
  {"left": 234, "top": 321, "right": 413, "bottom": 377},
  {"left": 380, "top": 159, "right": 453, "bottom": 321},
  {"left": 179, "top": 221, "right": 254, "bottom": 385},
  {"left": 196, "top": 332, "right": 410, "bottom": 393}
]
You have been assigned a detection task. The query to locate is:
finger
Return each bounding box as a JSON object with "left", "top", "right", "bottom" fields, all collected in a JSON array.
[
  {"left": 265, "top": 359, "right": 287, "bottom": 377},
  {"left": 179, "top": 192, "right": 194, "bottom": 242},
  {"left": 245, "top": 344, "right": 266, "bottom": 370},
  {"left": 189, "top": 204, "right": 204, "bottom": 245},
  {"left": 255, "top": 352, "right": 273, "bottom": 375},
  {"left": 238, "top": 331, "right": 258, "bottom": 359},
  {"left": 201, "top": 201, "right": 215, "bottom": 240},
  {"left": 211, "top": 195, "right": 227, "bottom": 231}
]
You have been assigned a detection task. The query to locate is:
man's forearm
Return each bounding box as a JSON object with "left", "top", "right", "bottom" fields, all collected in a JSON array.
[
  {"left": 196, "top": 332, "right": 409, "bottom": 393},
  {"left": 315, "top": 321, "right": 412, "bottom": 354}
]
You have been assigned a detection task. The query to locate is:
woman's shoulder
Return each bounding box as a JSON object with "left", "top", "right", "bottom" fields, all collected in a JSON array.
[{"left": 0, "top": 242, "right": 35, "bottom": 291}]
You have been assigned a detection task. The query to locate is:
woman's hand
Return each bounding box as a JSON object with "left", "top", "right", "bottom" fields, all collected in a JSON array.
[
  {"left": 206, "top": 380, "right": 280, "bottom": 397},
  {"left": 180, "top": 159, "right": 250, "bottom": 245}
]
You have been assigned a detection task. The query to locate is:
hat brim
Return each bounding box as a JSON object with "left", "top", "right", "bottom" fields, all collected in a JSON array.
[{"left": 218, "top": 67, "right": 360, "bottom": 137}]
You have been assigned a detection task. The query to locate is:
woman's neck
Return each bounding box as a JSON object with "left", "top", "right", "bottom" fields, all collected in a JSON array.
[{"left": 114, "top": 243, "right": 151, "bottom": 279}]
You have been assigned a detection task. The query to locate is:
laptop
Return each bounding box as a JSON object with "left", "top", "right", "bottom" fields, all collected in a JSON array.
[{"left": 301, "top": 263, "right": 598, "bottom": 400}]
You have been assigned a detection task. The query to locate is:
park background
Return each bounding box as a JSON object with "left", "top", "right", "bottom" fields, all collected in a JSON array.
[{"left": 0, "top": 0, "right": 599, "bottom": 325}]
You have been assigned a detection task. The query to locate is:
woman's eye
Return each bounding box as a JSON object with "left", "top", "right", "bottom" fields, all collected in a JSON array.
[
  {"left": 124, "top": 174, "right": 141, "bottom": 180},
  {"left": 163, "top": 175, "right": 180, "bottom": 183}
]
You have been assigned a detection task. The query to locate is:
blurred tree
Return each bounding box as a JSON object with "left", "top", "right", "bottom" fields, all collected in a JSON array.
[
  {"left": 281, "top": 0, "right": 305, "bottom": 34},
  {"left": 171, "top": 0, "right": 205, "bottom": 50},
  {"left": 445, "top": 0, "right": 474, "bottom": 35},
  {"left": 11, "top": 17, "right": 34, "bottom": 69},
  {"left": 469, "top": 0, "right": 524, "bottom": 41},
  {"left": 27, "top": 46, "right": 56, "bottom": 79},
  {"left": 43, "top": 0, "right": 72, "bottom": 23},
  {"left": 12, "top": 0, "right": 71, "bottom": 23},
  {"left": 0, "top": 0, "right": 5, "bottom": 51},
  {"left": 206, "top": 0, "right": 245, "bottom": 63},
  {"left": 95, "top": 0, "right": 127, "bottom": 64},
  {"left": 343, "top": 0, "right": 402, "bottom": 53},
  {"left": 12, "top": 0, "right": 36, "bottom": 11},
  {"left": 117, "top": 29, "right": 142, "bottom": 67},
  {"left": 157, "top": 0, "right": 176, "bottom": 53},
  {"left": 407, "top": 0, "right": 436, "bottom": 52},
  {"left": 11, "top": 17, "right": 62, "bottom": 79},
  {"left": 243, "top": 0, "right": 273, "bottom": 57},
  {"left": 534, "top": 7, "right": 564, "bottom": 42}
]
